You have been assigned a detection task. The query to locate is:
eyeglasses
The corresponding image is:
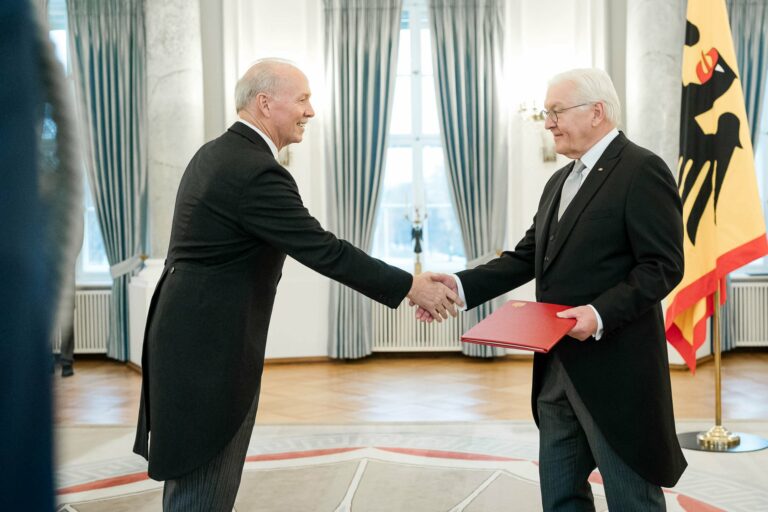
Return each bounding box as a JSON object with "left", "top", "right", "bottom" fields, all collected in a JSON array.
[{"left": 539, "top": 103, "right": 592, "bottom": 124}]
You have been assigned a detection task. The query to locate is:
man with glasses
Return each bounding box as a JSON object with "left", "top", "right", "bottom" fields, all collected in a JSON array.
[{"left": 419, "top": 68, "right": 687, "bottom": 510}]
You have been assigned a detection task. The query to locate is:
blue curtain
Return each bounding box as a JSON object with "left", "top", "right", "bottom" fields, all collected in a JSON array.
[
  {"left": 428, "top": 0, "right": 508, "bottom": 357},
  {"left": 727, "top": 0, "right": 768, "bottom": 145},
  {"left": 324, "top": 0, "right": 402, "bottom": 359},
  {"left": 67, "top": 0, "right": 148, "bottom": 361},
  {"left": 722, "top": 0, "right": 767, "bottom": 352}
]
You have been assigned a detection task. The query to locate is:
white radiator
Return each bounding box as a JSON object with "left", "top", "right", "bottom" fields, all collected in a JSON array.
[
  {"left": 728, "top": 277, "right": 768, "bottom": 348},
  {"left": 53, "top": 288, "right": 111, "bottom": 354},
  {"left": 372, "top": 300, "right": 463, "bottom": 351}
]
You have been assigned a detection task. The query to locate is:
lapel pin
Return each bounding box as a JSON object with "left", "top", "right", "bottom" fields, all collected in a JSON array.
[{"left": 597, "top": 167, "right": 604, "bottom": 172}]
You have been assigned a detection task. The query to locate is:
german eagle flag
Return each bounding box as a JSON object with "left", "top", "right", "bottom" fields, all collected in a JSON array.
[{"left": 665, "top": 0, "right": 768, "bottom": 371}]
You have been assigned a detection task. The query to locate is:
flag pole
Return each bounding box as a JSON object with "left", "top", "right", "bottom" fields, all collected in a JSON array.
[
  {"left": 674, "top": 0, "right": 768, "bottom": 454},
  {"left": 695, "top": 285, "right": 740, "bottom": 449},
  {"left": 677, "top": 283, "right": 768, "bottom": 452}
]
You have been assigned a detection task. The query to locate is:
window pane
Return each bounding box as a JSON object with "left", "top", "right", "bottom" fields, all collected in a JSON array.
[
  {"left": 397, "top": 29, "right": 411, "bottom": 76},
  {"left": 83, "top": 207, "right": 109, "bottom": 274},
  {"left": 40, "top": 103, "right": 60, "bottom": 174},
  {"left": 49, "top": 29, "right": 68, "bottom": 74},
  {"left": 421, "top": 75, "right": 440, "bottom": 136},
  {"left": 422, "top": 146, "right": 452, "bottom": 204},
  {"left": 420, "top": 27, "right": 433, "bottom": 76},
  {"left": 372, "top": 205, "right": 415, "bottom": 268},
  {"left": 423, "top": 205, "right": 466, "bottom": 269},
  {"left": 390, "top": 76, "right": 412, "bottom": 135},
  {"left": 78, "top": 175, "right": 111, "bottom": 283},
  {"left": 372, "top": 147, "right": 414, "bottom": 269},
  {"left": 400, "top": 5, "right": 410, "bottom": 30},
  {"left": 48, "top": 0, "right": 68, "bottom": 30},
  {"left": 422, "top": 146, "right": 465, "bottom": 270},
  {"left": 380, "top": 147, "right": 413, "bottom": 204}
]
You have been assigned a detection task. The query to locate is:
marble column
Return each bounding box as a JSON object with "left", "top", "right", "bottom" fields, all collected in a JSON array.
[
  {"left": 625, "top": 0, "right": 686, "bottom": 173},
  {"left": 146, "top": 0, "right": 205, "bottom": 257},
  {"left": 627, "top": 0, "right": 715, "bottom": 365}
]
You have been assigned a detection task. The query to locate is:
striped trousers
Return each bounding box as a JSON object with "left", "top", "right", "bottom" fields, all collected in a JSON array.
[
  {"left": 537, "top": 354, "right": 666, "bottom": 511},
  {"left": 162, "top": 393, "right": 259, "bottom": 512}
]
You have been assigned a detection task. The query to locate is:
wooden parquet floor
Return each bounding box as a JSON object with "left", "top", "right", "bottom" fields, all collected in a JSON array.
[{"left": 53, "top": 352, "right": 768, "bottom": 426}]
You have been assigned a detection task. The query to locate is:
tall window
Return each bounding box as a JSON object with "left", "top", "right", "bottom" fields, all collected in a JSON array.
[
  {"left": 371, "top": 1, "right": 465, "bottom": 273},
  {"left": 47, "top": 0, "right": 111, "bottom": 284}
]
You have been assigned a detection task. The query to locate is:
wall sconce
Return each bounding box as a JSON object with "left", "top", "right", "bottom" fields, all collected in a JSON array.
[
  {"left": 540, "top": 128, "right": 556, "bottom": 162},
  {"left": 518, "top": 100, "right": 544, "bottom": 122},
  {"left": 278, "top": 147, "right": 291, "bottom": 167},
  {"left": 518, "top": 101, "right": 556, "bottom": 162}
]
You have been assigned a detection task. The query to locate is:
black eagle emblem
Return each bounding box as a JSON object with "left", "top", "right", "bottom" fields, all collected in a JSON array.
[{"left": 679, "top": 20, "right": 742, "bottom": 245}]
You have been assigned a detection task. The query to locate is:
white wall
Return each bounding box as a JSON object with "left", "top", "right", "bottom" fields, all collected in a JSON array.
[
  {"left": 219, "top": 0, "right": 330, "bottom": 358},
  {"left": 503, "top": 0, "right": 608, "bottom": 306}
]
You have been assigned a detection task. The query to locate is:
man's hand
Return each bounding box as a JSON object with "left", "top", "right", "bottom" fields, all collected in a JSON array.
[
  {"left": 407, "top": 272, "right": 463, "bottom": 322},
  {"left": 556, "top": 306, "right": 597, "bottom": 341},
  {"left": 410, "top": 273, "right": 460, "bottom": 323}
]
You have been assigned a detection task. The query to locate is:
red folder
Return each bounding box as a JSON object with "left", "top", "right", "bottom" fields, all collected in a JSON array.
[{"left": 461, "top": 300, "right": 576, "bottom": 353}]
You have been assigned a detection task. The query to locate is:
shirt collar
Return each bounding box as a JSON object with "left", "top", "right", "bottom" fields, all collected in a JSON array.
[
  {"left": 237, "top": 118, "right": 279, "bottom": 159},
  {"left": 579, "top": 128, "right": 619, "bottom": 171}
]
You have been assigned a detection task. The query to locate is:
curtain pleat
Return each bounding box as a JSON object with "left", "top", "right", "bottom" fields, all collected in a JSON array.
[
  {"left": 727, "top": 0, "right": 768, "bottom": 146},
  {"left": 428, "top": 0, "right": 507, "bottom": 358},
  {"left": 67, "top": 0, "right": 147, "bottom": 361},
  {"left": 722, "top": 0, "right": 767, "bottom": 352},
  {"left": 324, "top": 0, "right": 402, "bottom": 359}
]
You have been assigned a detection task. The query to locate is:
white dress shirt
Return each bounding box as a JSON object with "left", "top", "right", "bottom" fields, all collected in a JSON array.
[
  {"left": 453, "top": 128, "right": 620, "bottom": 340},
  {"left": 237, "top": 118, "right": 279, "bottom": 159}
]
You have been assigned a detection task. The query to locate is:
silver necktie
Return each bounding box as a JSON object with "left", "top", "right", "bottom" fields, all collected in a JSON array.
[{"left": 558, "top": 160, "right": 587, "bottom": 220}]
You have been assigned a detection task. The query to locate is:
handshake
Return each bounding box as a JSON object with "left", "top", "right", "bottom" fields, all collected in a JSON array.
[{"left": 406, "top": 272, "right": 463, "bottom": 323}]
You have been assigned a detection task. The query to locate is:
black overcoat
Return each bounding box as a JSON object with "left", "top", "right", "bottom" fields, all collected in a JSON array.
[
  {"left": 457, "top": 133, "right": 687, "bottom": 487},
  {"left": 134, "top": 123, "right": 412, "bottom": 479}
]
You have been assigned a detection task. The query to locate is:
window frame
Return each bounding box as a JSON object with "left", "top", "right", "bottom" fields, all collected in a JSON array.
[
  {"left": 739, "top": 83, "right": 768, "bottom": 276},
  {"left": 373, "top": 0, "right": 466, "bottom": 273},
  {"left": 47, "top": 0, "right": 112, "bottom": 286}
]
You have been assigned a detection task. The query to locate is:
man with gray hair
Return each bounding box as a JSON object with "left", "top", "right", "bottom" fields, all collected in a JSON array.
[
  {"left": 133, "top": 59, "right": 462, "bottom": 511},
  {"left": 420, "top": 68, "right": 687, "bottom": 509}
]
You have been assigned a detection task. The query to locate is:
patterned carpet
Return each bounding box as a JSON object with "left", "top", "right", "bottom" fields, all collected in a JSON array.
[{"left": 55, "top": 421, "right": 768, "bottom": 511}]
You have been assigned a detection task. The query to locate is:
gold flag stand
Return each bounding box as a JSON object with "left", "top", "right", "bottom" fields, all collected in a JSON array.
[{"left": 678, "top": 286, "right": 768, "bottom": 453}]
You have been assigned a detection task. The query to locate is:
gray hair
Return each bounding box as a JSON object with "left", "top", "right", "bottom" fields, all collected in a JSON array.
[
  {"left": 234, "top": 58, "right": 296, "bottom": 112},
  {"left": 548, "top": 68, "right": 622, "bottom": 127}
]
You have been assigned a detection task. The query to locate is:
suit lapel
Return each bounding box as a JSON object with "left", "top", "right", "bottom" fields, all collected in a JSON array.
[{"left": 542, "top": 133, "right": 629, "bottom": 273}]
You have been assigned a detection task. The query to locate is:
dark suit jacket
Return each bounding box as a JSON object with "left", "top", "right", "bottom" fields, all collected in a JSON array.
[
  {"left": 133, "top": 122, "right": 412, "bottom": 480},
  {"left": 457, "top": 133, "right": 687, "bottom": 487}
]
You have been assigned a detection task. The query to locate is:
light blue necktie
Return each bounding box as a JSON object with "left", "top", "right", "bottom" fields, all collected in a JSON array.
[{"left": 558, "top": 160, "right": 587, "bottom": 220}]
